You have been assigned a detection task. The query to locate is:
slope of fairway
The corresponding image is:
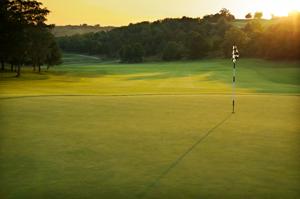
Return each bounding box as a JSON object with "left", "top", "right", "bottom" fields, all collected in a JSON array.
[
  {"left": 0, "top": 54, "right": 299, "bottom": 97},
  {"left": 0, "top": 95, "right": 299, "bottom": 199}
]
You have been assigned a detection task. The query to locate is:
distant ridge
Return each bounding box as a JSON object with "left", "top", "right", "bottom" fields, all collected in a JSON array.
[
  {"left": 52, "top": 19, "right": 275, "bottom": 37},
  {"left": 52, "top": 25, "right": 115, "bottom": 37}
]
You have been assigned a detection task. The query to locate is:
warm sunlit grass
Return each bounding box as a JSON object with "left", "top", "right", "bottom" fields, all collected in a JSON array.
[
  {"left": 0, "top": 54, "right": 299, "bottom": 199},
  {"left": 0, "top": 54, "right": 299, "bottom": 97}
]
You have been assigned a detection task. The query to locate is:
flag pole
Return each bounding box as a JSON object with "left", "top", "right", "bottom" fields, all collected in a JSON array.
[
  {"left": 232, "top": 61, "right": 236, "bottom": 113},
  {"left": 232, "top": 45, "right": 239, "bottom": 114}
]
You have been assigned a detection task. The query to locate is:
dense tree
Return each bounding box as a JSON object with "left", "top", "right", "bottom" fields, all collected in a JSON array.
[
  {"left": 203, "top": 8, "right": 235, "bottom": 22},
  {"left": 9, "top": 0, "right": 51, "bottom": 76},
  {"left": 0, "top": 0, "right": 62, "bottom": 76},
  {"left": 120, "top": 43, "right": 144, "bottom": 63},
  {"left": 219, "top": 8, "right": 235, "bottom": 21},
  {"left": 186, "top": 31, "right": 211, "bottom": 59},
  {"left": 58, "top": 11, "right": 228, "bottom": 62},
  {"left": 222, "top": 27, "right": 249, "bottom": 57},
  {"left": 254, "top": 12, "right": 263, "bottom": 19},
  {"left": 57, "top": 9, "right": 300, "bottom": 62},
  {"left": 27, "top": 27, "right": 53, "bottom": 72},
  {"left": 46, "top": 40, "right": 62, "bottom": 69},
  {"left": 243, "top": 20, "right": 263, "bottom": 33},
  {"left": 242, "top": 20, "right": 264, "bottom": 57},
  {"left": 162, "top": 42, "right": 185, "bottom": 61},
  {"left": 215, "top": 17, "right": 232, "bottom": 36},
  {"left": 245, "top": 13, "right": 252, "bottom": 19},
  {"left": 0, "top": 0, "right": 10, "bottom": 70},
  {"left": 262, "top": 13, "right": 300, "bottom": 59}
]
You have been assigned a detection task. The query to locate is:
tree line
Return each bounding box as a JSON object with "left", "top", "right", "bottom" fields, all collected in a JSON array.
[
  {"left": 58, "top": 9, "right": 300, "bottom": 62},
  {"left": 0, "top": 0, "right": 62, "bottom": 77}
]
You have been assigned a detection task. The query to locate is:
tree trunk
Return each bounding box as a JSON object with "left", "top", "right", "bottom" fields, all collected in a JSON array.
[
  {"left": 16, "top": 65, "right": 21, "bottom": 77},
  {"left": 1, "top": 61, "right": 4, "bottom": 71},
  {"left": 11, "top": 63, "right": 13, "bottom": 72},
  {"left": 47, "top": 65, "right": 50, "bottom": 70},
  {"left": 33, "top": 65, "right": 36, "bottom": 71},
  {"left": 38, "top": 65, "right": 41, "bottom": 73}
]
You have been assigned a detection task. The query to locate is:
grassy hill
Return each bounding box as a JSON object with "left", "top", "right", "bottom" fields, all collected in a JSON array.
[
  {"left": 52, "top": 25, "right": 114, "bottom": 37},
  {"left": 232, "top": 19, "right": 278, "bottom": 28}
]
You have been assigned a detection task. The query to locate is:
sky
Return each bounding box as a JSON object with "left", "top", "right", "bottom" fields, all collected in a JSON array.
[{"left": 39, "top": 0, "right": 300, "bottom": 26}]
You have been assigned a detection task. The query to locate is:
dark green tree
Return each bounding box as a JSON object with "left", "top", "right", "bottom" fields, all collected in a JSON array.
[
  {"left": 120, "top": 43, "right": 144, "bottom": 63},
  {"left": 243, "top": 20, "right": 264, "bottom": 57},
  {"left": 222, "top": 27, "right": 249, "bottom": 57},
  {"left": 262, "top": 12, "right": 300, "bottom": 59},
  {"left": 245, "top": 13, "right": 252, "bottom": 19},
  {"left": 243, "top": 20, "right": 263, "bottom": 33},
  {"left": 46, "top": 40, "right": 62, "bottom": 70},
  {"left": 0, "top": 0, "right": 10, "bottom": 70},
  {"left": 0, "top": 0, "right": 62, "bottom": 76},
  {"left": 216, "top": 17, "right": 232, "bottom": 36},
  {"left": 186, "top": 31, "right": 211, "bottom": 59},
  {"left": 219, "top": 8, "right": 235, "bottom": 21},
  {"left": 27, "top": 27, "right": 54, "bottom": 72},
  {"left": 162, "top": 42, "right": 185, "bottom": 61},
  {"left": 56, "top": 9, "right": 300, "bottom": 61}
]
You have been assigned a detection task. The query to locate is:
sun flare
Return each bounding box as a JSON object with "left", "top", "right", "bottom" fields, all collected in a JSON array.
[{"left": 244, "top": 0, "right": 300, "bottom": 18}]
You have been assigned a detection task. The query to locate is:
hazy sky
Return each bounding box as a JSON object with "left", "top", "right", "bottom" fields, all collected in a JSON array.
[{"left": 39, "top": 0, "right": 300, "bottom": 26}]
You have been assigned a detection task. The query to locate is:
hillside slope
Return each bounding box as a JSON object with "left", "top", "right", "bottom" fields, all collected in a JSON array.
[{"left": 52, "top": 25, "right": 115, "bottom": 37}]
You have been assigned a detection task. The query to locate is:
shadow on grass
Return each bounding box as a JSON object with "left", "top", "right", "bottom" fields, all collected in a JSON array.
[
  {"left": 138, "top": 113, "right": 233, "bottom": 198},
  {"left": 0, "top": 68, "right": 110, "bottom": 80},
  {"left": 0, "top": 70, "right": 50, "bottom": 81}
]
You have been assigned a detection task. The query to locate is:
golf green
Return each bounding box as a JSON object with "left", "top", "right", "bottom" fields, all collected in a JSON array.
[{"left": 0, "top": 95, "right": 299, "bottom": 199}]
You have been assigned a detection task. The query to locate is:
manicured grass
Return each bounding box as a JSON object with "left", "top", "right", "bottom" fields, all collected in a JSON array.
[
  {"left": 0, "top": 54, "right": 299, "bottom": 198},
  {"left": 0, "top": 54, "right": 299, "bottom": 96},
  {"left": 0, "top": 95, "right": 299, "bottom": 199}
]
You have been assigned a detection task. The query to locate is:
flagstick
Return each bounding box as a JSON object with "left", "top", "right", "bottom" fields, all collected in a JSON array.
[
  {"left": 232, "top": 61, "right": 236, "bottom": 114},
  {"left": 232, "top": 45, "right": 239, "bottom": 114}
]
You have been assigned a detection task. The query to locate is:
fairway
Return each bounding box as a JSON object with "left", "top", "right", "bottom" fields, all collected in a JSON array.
[
  {"left": 0, "top": 54, "right": 300, "bottom": 199},
  {"left": 1, "top": 54, "right": 300, "bottom": 96}
]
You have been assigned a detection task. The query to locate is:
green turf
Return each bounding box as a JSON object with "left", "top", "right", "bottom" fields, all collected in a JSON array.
[
  {"left": 0, "top": 95, "right": 299, "bottom": 199},
  {"left": 0, "top": 54, "right": 299, "bottom": 199},
  {"left": 0, "top": 54, "right": 299, "bottom": 96}
]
